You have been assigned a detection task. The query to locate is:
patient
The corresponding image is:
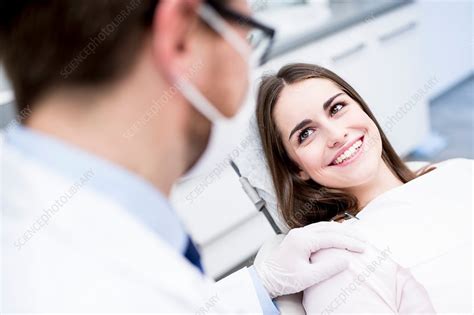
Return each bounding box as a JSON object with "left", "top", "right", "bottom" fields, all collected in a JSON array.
[{"left": 255, "top": 63, "right": 472, "bottom": 313}]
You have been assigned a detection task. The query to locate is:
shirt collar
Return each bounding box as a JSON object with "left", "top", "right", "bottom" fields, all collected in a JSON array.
[{"left": 5, "top": 125, "right": 188, "bottom": 253}]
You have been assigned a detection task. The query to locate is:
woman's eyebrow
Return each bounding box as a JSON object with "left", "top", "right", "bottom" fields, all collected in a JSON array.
[
  {"left": 288, "top": 92, "right": 344, "bottom": 141},
  {"left": 322, "top": 92, "right": 344, "bottom": 111},
  {"left": 288, "top": 119, "right": 312, "bottom": 140}
]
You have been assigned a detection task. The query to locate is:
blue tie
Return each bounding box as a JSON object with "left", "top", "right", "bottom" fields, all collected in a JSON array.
[{"left": 184, "top": 236, "right": 204, "bottom": 273}]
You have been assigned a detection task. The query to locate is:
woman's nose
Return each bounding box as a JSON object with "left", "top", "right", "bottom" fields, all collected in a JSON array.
[{"left": 326, "top": 127, "right": 348, "bottom": 148}]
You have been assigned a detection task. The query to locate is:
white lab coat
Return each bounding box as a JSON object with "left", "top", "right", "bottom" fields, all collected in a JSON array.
[{"left": 0, "top": 135, "right": 265, "bottom": 313}]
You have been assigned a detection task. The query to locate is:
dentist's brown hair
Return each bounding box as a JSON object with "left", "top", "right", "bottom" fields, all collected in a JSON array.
[{"left": 256, "top": 63, "right": 432, "bottom": 228}]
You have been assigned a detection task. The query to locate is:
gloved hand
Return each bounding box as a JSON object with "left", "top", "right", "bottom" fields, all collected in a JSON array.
[{"left": 254, "top": 221, "right": 366, "bottom": 298}]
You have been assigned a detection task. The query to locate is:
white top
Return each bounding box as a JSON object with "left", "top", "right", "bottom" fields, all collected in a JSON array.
[{"left": 303, "top": 158, "right": 473, "bottom": 313}]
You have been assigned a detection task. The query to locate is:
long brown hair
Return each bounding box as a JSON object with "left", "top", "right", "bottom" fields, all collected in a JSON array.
[{"left": 256, "top": 63, "right": 430, "bottom": 229}]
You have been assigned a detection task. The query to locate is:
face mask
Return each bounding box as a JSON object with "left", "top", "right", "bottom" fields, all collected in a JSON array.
[
  {"left": 178, "top": 3, "right": 254, "bottom": 178},
  {"left": 175, "top": 3, "right": 252, "bottom": 123}
]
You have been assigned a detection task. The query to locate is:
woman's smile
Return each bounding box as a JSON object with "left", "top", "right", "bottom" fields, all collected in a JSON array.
[{"left": 329, "top": 135, "right": 365, "bottom": 167}]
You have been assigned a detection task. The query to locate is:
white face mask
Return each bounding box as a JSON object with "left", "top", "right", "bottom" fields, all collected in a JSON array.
[
  {"left": 177, "top": 3, "right": 256, "bottom": 179},
  {"left": 175, "top": 2, "right": 253, "bottom": 124}
]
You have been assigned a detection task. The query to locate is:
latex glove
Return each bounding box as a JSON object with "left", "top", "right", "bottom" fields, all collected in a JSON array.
[{"left": 254, "top": 221, "right": 366, "bottom": 298}]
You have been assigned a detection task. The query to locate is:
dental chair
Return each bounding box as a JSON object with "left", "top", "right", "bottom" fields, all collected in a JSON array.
[{"left": 232, "top": 118, "right": 429, "bottom": 315}]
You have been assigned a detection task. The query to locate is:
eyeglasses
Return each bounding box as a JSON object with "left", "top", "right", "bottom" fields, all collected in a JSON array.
[
  {"left": 205, "top": 0, "right": 276, "bottom": 66},
  {"left": 145, "top": 0, "right": 276, "bottom": 66}
]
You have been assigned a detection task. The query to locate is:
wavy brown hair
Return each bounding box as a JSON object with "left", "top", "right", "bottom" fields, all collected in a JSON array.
[{"left": 256, "top": 63, "right": 432, "bottom": 229}]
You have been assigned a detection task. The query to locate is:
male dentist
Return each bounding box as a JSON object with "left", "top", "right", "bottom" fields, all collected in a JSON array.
[{"left": 1, "top": 0, "right": 365, "bottom": 312}]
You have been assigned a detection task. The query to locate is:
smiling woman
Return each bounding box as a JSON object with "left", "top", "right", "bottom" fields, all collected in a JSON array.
[
  {"left": 255, "top": 63, "right": 473, "bottom": 313},
  {"left": 255, "top": 63, "right": 434, "bottom": 228}
]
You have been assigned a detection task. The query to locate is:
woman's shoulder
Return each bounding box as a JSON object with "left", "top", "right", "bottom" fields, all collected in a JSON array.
[
  {"left": 359, "top": 158, "right": 471, "bottom": 215},
  {"left": 304, "top": 245, "right": 399, "bottom": 313},
  {"left": 432, "top": 157, "right": 473, "bottom": 168},
  {"left": 411, "top": 158, "right": 472, "bottom": 175}
]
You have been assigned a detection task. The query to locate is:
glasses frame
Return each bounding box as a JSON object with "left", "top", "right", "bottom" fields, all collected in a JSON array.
[
  {"left": 146, "top": 0, "right": 276, "bottom": 66},
  {"left": 205, "top": 0, "right": 276, "bottom": 66}
]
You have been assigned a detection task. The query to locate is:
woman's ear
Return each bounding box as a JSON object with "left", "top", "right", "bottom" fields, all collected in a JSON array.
[{"left": 297, "top": 169, "right": 311, "bottom": 181}]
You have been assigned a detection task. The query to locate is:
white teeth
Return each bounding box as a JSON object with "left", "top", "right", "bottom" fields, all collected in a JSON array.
[{"left": 333, "top": 139, "right": 363, "bottom": 165}]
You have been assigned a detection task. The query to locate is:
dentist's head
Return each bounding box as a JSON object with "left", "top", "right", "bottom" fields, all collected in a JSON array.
[{"left": 0, "top": 0, "right": 272, "bottom": 194}]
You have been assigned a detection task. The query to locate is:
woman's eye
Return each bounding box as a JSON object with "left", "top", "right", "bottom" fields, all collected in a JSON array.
[
  {"left": 330, "top": 103, "right": 346, "bottom": 116},
  {"left": 298, "top": 128, "right": 314, "bottom": 143}
]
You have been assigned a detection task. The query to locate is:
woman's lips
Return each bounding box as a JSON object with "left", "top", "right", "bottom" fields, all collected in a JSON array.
[{"left": 329, "top": 136, "right": 365, "bottom": 167}]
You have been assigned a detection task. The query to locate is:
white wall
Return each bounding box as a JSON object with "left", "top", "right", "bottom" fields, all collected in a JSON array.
[
  {"left": 419, "top": 0, "right": 474, "bottom": 99},
  {"left": 0, "top": 65, "right": 11, "bottom": 92},
  {"left": 0, "top": 65, "right": 15, "bottom": 128}
]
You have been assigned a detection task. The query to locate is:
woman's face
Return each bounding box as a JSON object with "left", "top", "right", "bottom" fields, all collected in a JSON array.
[{"left": 273, "top": 78, "right": 384, "bottom": 190}]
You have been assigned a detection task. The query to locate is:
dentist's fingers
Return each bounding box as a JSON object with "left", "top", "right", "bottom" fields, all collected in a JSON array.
[
  {"left": 256, "top": 222, "right": 365, "bottom": 297},
  {"left": 307, "top": 232, "right": 366, "bottom": 253},
  {"left": 304, "top": 221, "right": 366, "bottom": 242},
  {"left": 307, "top": 256, "right": 350, "bottom": 285}
]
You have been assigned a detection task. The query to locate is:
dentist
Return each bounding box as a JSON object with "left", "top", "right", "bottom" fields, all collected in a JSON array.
[{"left": 1, "top": 0, "right": 365, "bottom": 312}]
